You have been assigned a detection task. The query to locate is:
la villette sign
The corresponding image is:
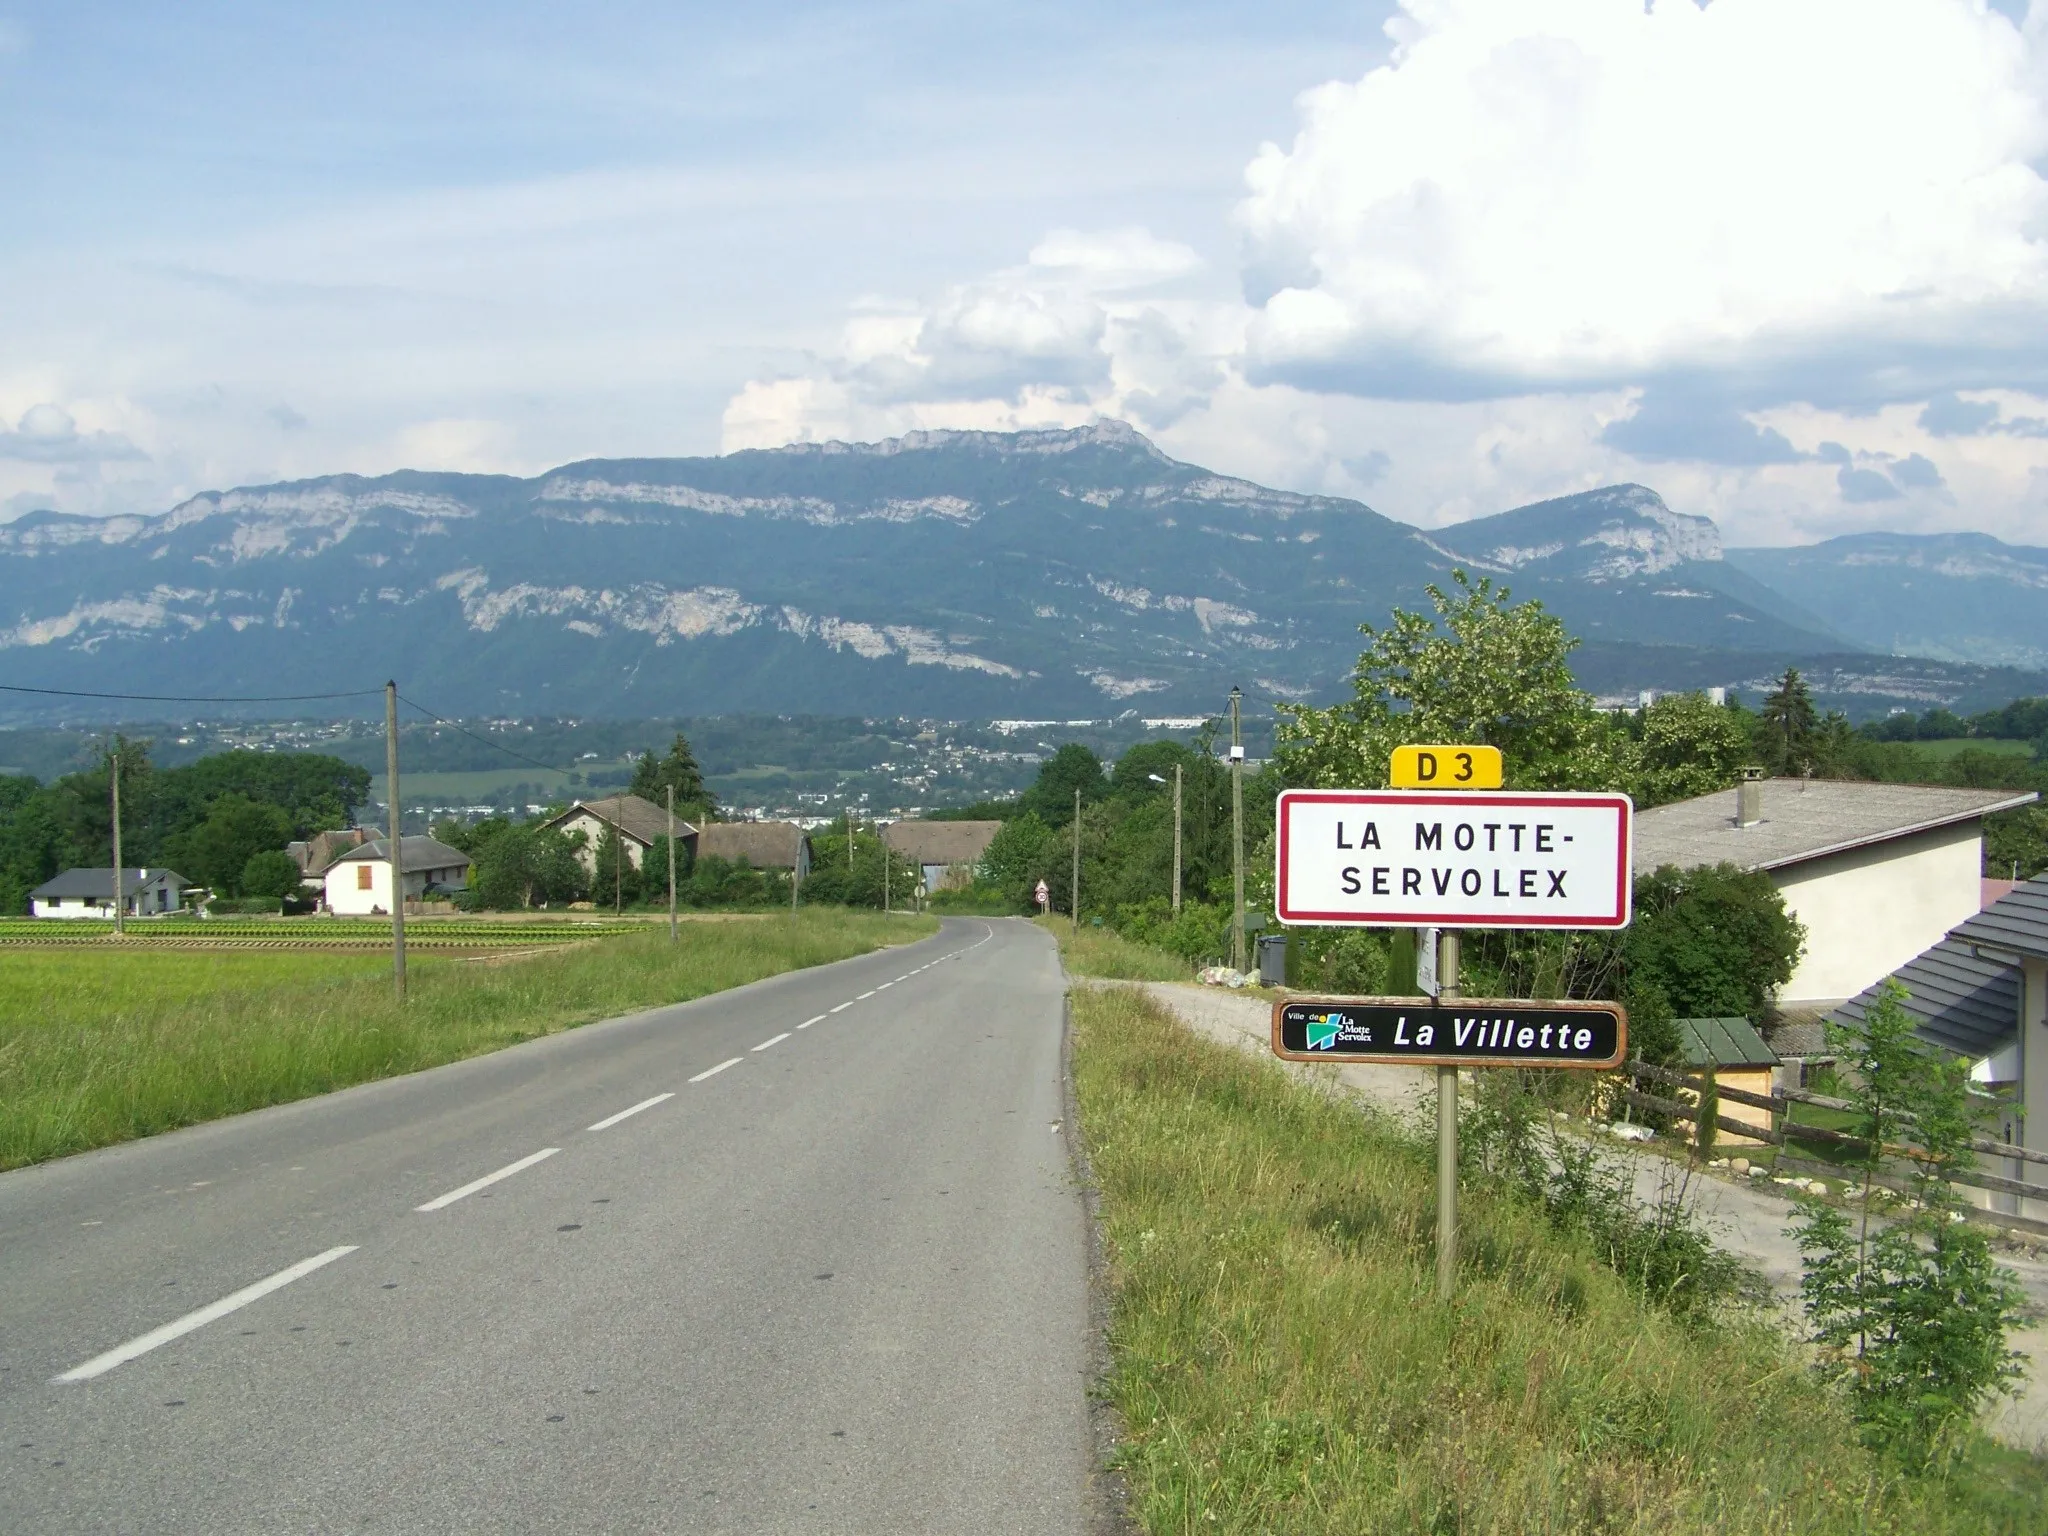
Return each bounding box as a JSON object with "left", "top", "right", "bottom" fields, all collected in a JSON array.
[
  {"left": 1273, "top": 788, "right": 1633, "bottom": 930},
  {"left": 1273, "top": 997, "right": 1627, "bottom": 1070}
]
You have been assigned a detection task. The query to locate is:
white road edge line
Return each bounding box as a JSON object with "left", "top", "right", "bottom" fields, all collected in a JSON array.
[
  {"left": 587, "top": 1093, "right": 673, "bottom": 1132},
  {"left": 55, "top": 1246, "right": 358, "bottom": 1383},
  {"left": 876, "top": 982, "right": 894, "bottom": 990},
  {"left": 797, "top": 1014, "right": 827, "bottom": 1029},
  {"left": 690, "top": 1056, "right": 744, "bottom": 1083},
  {"left": 416, "top": 1148, "right": 560, "bottom": 1212},
  {"left": 751, "top": 1032, "right": 791, "bottom": 1052},
  {"left": 857, "top": 990, "right": 876, "bottom": 999},
  {"left": 829, "top": 1002, "right": 854, "bottom": 1014}
]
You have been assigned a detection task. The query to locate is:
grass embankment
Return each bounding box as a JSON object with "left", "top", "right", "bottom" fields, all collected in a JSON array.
[
  {"left": 1072, "top": 984, "right": 2047, "bottom": 1533},
  {"left": 1033, "top": 915, "right": 1195, "bottom": 982},
  {"left": 0, "top": 908, "right": 935, "bottom": 1169}
]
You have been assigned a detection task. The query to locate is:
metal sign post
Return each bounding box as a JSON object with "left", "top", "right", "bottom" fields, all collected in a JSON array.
[{"left": 1272, "top": 753, "right": 1635, "bottom": 1303}]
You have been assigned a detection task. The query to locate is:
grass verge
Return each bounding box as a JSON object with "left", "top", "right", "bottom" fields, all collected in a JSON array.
[
  {"left": 1035, "top": 914, "right": 1195, "bottom": 982},
  {"left": 1071, "top": 983, "right": 2048, "bottom": 1533},
  {"left": 0, "top": 908, "right": 935, "bottom": 1170}
]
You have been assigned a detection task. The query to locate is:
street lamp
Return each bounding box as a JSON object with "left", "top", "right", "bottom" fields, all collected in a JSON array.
[{"left": 1147, "top": 768, "right": 1182, "bottom": 914}]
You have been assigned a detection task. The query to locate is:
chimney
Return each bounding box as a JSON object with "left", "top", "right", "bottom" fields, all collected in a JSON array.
[{"left": 1736, "top": 767, "right": 1765, "bottom": 828}]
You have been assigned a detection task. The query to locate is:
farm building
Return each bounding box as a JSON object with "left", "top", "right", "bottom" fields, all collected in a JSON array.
[
  {"left": 696, "top": 821, "right": 812, "bottom": 876},
  {"left": 323, "top": 836, "right": 472, "bottom": 916},
  {"left": 1632, "top": 774, "right": 2035, "bottom": 1013},
  {"left": 1674, "top": 1017, "right": 1780, "bottom": 1146},
  {"left": 285, "top": 827, "right": 371, "bottom": 887},
  {"left": 30, "top": 867, "right": 189, "bottom": 919},
  {"left": 538, "top": 795, "right": 697, "bottom": 880},
  {"left": 882, "top": 820, "right": 1003, "bottom": 892}
]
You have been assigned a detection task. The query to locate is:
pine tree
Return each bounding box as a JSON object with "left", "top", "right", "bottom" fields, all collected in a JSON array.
[
  {"left": 629, "top": 732, "right": 717, "bottom": 817},
  {"left": 1759, "top": 667, "right": 1818, "bottom": 772}
]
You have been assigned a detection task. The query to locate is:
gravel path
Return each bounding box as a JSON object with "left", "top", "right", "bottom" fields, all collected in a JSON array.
[{"left": 1123, "top": 980, "right": 2048, "bottom": 1454}]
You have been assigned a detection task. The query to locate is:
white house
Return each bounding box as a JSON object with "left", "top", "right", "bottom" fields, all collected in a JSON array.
[
  {"left": 1632, "top": 775, "right": 2035, "bottom": 1008},
  {"left": 322, "top": 836, "right": 472, "bottom": 916},
  {"left": 30, "top": 867, "right": 189, "bottom": 919},
  {"left": 538, "top": 795, "right": 696, "bottom": 880}
]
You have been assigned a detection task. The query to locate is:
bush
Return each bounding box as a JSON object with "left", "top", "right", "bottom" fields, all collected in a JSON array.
[{"left": 241, "top": 849, "right": 304, "bottom": 902}]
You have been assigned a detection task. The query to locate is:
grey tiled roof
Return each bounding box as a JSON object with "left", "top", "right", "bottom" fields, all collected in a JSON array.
[
  {"left": 1632, "top": 777, "right": 2034, "bottom": 875},
  {"left": 542, "top": 795, "right": 696, "bottom": 847},
  {"left": 882, "top": 820, "right": 1004, "bottom": 866},
  {"left": 1833, "top": 934, "right": 2021, "bottom": 1061},
  {"left": 697, "top": 821, "right": 809, "bottom": 870},
  {"left": 1949, "top": 872, "right": 2048, "bottom": 962},
  {"left": 330, "top": 836, "right": 473, "bottom": 874},
  {"left": 31, "top": 867, "right": 189, "bottom": 899}
]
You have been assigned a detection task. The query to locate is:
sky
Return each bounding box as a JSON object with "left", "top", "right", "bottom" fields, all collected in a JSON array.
[{"left": 3, "top": 0, "right": 2047, "bottom": 547}]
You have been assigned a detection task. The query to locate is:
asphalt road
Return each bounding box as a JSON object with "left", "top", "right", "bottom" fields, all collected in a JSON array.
[{"left": 0, "top": 917, "right": 1095, "bottom": 1533}]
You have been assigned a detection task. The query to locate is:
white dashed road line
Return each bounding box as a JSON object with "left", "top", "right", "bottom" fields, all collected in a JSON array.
[
  {"left": 587, "top": 1093, "right": 673, "bottom": 1132},
  {"left": 797, "top": 1014, "right": 827, "bottom": 1029},
  {"left": 857, "top": 990, "right": 876, "bottom": 999},
  {"left": 55, "top": 1246, "right": 359, "bottom": 1383},
  {"left": 690, "top": 1056, "right": 744, "bottom": 1083},
  {"left": 416, "top": 1148, "right": 560, "bottom": 1212},
  {"left": 751, "top": 1033, "right": 790, "bottom": 1052},
  {"left": 829, "top": 1002, "right": 854, "bottom": 1014}
]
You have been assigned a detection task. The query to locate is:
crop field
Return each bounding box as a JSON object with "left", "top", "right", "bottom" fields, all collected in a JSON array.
[
  {"left": 0, "top": 917, "right": 648, "bottom": 949},
  {"left": 0, "top": 908, "right": 936, "bottom": 1168}
]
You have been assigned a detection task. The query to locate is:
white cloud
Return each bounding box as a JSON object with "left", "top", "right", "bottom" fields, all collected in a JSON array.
[{"left": 1237, "top": 0, "right": 2048, "bottom": 401}]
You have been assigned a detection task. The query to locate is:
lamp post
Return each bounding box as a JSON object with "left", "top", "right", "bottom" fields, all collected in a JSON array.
[{"left": 1148, "top": 768, "right": 1182, "bottom": 914}]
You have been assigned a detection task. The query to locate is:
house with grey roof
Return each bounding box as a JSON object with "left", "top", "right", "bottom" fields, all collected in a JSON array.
[
  {"left": 1633, "top": 774, "right": 2035, "bottom": 1009},
  {"left": 696, "top": 821, "right": 812, "bottom": 876},
  {"left": 322, "top": 836, "right": 472, "bottom": 916},
  {"left": 30, "top": 867, "right": 189, "bottom": 919},
  {"left": 1836, "top": 875, "right": 2048, "bottom": 1218},
  {"left": 882, "top": 819, "right": 1003, "bottom": 892},
  {"left": 538, "top": 795, "right": 698, "bottom": 881}
]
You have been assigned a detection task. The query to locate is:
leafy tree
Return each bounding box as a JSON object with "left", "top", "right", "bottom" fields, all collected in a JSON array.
[
  {"left": 629, "top": 733, "right": 717, "bottom": 818},
  {"left": 1635, "top": 691, "right": 1752, "bottom": 807},
  {"left": 1758, "top": 667, "right": 1819, "bottom": 773},
  {"left": 466, "top": 824, "right": 589, "bottom": 909},
  {"left": 1794, "top": 983, "right": 2027, "bottom": 1470},
  {"left": 591, "top": 823, "right": 644, "bottom": 911},
  {"left": 1275, "top": 571, "right": 1635, "bottom": 792},
  {"left": 977, "top": 813, "right": 1062, "bottom": 907},
  {"left": 240, "top": 849, "right": 305, "bottom": 903},
  {"left": 163, "top": 795, "right": 294, "bottom": 895},
  {"left": 799, "top": 823, "right": 917, "bottom": 909},
  {"left": 1019, "top": 744, "right": 1108, "bottom": 826},
  {"left": 1624, "top": 862, "right": 1805, "bottom": 1023},
  {"left": 149, "top": 750, "right": 368, "bottom": 844},
  {"left": 1984, "top": 806, "right": 2048, "bottom": 880}
]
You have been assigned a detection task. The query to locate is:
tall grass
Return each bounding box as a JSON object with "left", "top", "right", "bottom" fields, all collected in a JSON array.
[
  {"left": 1071, "top": 984, "right": 2047, "bottom": 1534},
  {"left": 1035, "top": 915, "right": 1193, "bottom": 982},
  {"left": 0, "top": 909, "right": 934, "bottom": 1169}
]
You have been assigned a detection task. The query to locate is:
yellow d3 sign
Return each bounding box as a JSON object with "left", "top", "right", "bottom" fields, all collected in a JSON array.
[{"left": 1390, "top": 743, "right": 1503, "bottom": 789}]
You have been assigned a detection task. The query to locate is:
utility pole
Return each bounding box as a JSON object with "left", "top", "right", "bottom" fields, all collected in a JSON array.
[
  {"left": 613, "top": 808, "right": 622, "bottom": 916},
  {"left": 109, "top": 750, "right": 124, "bottom": 937},
  {"left": 1436, "top": 931, "right": 1461, "bottom": 1302},
  {"left": 1172, "top": 762, "right": 1183, "bottom": 915},
  {"left": 790, "top": 823, "right": 801, "bottom": 915},
  {"left": 666, "top": 784, "right": 678, "bottom": 945},
  {"left": 846, "top": 805, "right": 853, "bottom": 873},
  {"left": 1071, "top": 785, "right": 1082, "bottom": 932},
  {"left": 1229, "top": 686, "right": 1245, "bottom": 972},
  {"left": 883, "top": 833, "right": 890, "bottom": 914},
  {"left": 385, "top": 681, "right": 406, "bottom": 1001}
]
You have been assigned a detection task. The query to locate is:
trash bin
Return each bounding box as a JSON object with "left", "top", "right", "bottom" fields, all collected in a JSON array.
[{"left": 1256, "top": 932, "right": 1288, "bottom": 987}]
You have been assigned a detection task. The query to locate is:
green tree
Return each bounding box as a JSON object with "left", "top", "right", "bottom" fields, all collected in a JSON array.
[
  {"left": 1019, "top": 744, "right": 1108, "bottom": 826},
  {"left": 240, "top": 849, "right": 305, "bottom": 904},
  {"left": 1758, "top": 667, "right": 1819, "bottom": 773},
  {"left": 1635, "top": 692, "right": 1752, "bottom": 807},
  {"left": 1794, "top": 983, "right": 2027, "bottom": 1469},
  {"left": 1275, "top": 571, "right": 1635, "bottom": 792},
  {"left": 466, "top": 824, "right": 590, "bottom": 910},
  {"left": 163, "top": 795, "right": 294, "bottom": 895},
  {"left": 591, "top": 823, "right": 644, "bottom": 911},
  {"left": 977, "top": 813, "right": 1062, "bottom": 908},
  {"left": 629, "top": 733, "right": 717, "bottom": 818},
  {"left": 1624, "top": 862, "right": 1805, "bottom": 1023}
]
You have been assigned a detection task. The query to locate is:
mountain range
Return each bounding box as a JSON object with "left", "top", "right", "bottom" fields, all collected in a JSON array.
[{"left": 0, "top": 421, "right": 2041, "bottom": 722}]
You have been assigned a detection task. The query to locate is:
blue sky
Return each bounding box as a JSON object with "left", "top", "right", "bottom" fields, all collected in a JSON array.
[{"left": 4, "top": 1, "right": 2047, "bottom": 547}]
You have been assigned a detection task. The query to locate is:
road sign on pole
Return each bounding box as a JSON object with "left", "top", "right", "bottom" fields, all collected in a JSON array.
[
  {"left": 1274, "top": 997, "right": 1627, "bottom": 1069},
  {"left": 1035, "top": 879, "right": 1050, "bottom": 912},
  {"left": 1273, "top": 788, "right": 1633, "bottom": 929}
]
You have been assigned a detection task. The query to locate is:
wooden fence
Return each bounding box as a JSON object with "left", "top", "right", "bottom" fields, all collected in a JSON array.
[{"left": 1616, "top": 1059, "right": 2048, "bottom": 1235}]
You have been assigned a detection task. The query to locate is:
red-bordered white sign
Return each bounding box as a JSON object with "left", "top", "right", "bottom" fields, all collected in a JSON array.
[{"left": 1275, "top": 789, "right": 1633, "bottom": 930}]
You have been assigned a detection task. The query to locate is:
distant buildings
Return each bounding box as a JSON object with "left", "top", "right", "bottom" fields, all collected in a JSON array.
[
  {"left": 883, "top": 820, "right": 1003, "bottom": 892},
  {"left": 322, "top": 837, "right": 471, "bottom": 916},
  {"left": 539, "top": 795, "right": 696, "bottom": 880}
]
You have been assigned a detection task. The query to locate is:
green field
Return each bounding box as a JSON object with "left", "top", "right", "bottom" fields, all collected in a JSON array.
[
  {"left": 0, "top": 908, "right": 935, "bottom": 1169},
  {"left": 1909, "top": 737, "right": 2037, "bottom": 760},
  {"left": 1072, "top": 984, "right": 2047, "bottom": 1533},
  {"left": 0, "top": 916, "right": 645, "bottom": 948}
]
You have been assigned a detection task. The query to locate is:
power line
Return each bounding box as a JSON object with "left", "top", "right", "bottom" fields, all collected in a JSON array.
[{"left": 0, "top": 682, "right": 383, "bottom": 704}]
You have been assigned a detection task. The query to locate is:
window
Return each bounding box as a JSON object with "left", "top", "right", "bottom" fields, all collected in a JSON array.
[{"left": 357, "top": 865, "right": 373, "bottom": 891}]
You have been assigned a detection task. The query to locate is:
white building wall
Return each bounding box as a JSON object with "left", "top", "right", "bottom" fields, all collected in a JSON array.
[
  {"left": 322, "top": 860, "right": 466, "bottom": 914},
  {"left": 32, "top": 897, "right": 114, "bottom": 920},
  {"left": 1771, "top": 823, "right": 1983, "bottom": 1002},
  {"left": 557, "top": 811, "right": 646, "bottom": 877}
]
